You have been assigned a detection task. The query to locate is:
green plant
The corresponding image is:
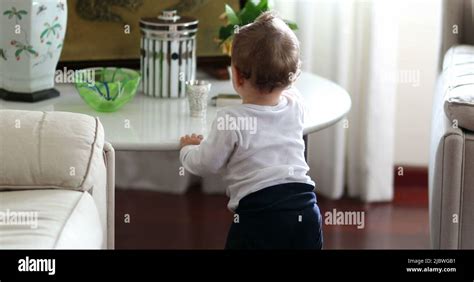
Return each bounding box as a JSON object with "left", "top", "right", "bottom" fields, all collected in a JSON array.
[{"left": 217, "top": 0, "right": 298, "bottom": 56}]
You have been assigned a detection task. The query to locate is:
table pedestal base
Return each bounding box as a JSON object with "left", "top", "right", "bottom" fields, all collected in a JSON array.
[{"left": 115, "top": 150, "right": 227, "bottom": 195}]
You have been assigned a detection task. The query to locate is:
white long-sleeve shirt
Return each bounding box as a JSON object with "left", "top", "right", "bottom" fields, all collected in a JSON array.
[{"left": 180, "top": 88, "right": 315, "bottom": 211}]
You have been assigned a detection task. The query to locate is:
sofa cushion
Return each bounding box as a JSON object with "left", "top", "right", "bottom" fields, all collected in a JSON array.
[
  {"left": 443, "top": 45, "right": 474, "bottom": 131},
  {"left": 442, "top": 45, "right": 474, "bottom": 71},
  {"left": 0, "top": 110, "right": 105, "bottom": 191},
  {"left": 0, "top": 189, "right": 103, "bottom": 249}
]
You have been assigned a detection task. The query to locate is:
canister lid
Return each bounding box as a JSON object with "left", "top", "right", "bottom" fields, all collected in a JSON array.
[{"left": 140, "top": 10, "right": 198, "bottom": 32}]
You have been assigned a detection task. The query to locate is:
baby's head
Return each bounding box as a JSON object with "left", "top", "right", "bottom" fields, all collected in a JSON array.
[{"left": 231, "top": 11, "right": 300, "bottom": 99}]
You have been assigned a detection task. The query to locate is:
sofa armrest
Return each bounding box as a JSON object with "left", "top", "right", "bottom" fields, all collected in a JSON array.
[
  {"left": 88, "top": 141, "right": 115, "bottom": 249},
  {"left": 104, "top": 142, "right": 115, "bottom": 249}
]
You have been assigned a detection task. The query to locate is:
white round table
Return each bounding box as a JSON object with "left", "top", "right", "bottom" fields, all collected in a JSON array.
[
  {"left": 1, "top": 71, "right": 351, "bottom": 150},
  {"left": 0, "top": 71, "right": 351, "bottom": 193}
]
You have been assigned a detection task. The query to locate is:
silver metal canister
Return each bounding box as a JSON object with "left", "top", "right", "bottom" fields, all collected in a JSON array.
[{"left": 140, "top": 10, "right": 198, "bottom": 98}]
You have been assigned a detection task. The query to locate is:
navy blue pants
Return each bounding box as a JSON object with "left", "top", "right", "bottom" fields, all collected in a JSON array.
[{"left": 225, "top": 183, "right": 323, "bottom": 249}]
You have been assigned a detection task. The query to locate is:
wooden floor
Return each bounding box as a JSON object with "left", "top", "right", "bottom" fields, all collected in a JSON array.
[{"left": 115, "top": 178, "right": 429, "bottom": 249}]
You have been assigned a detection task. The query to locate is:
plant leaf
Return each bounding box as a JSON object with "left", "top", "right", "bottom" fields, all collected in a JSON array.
[
  {"left": 225, "top": 4, "right": 240, "bottom": 25},
  {"left": 239, "top": 1, "right": 261, "bottom": 25},
  {"left": 15, "top": 49, "right": 23, "bottom": 57},
  {"left": 17, "top": 14, "right": 22, "bottom": 20},
  {"left": 284, "top": 20, "right": 298, "bottom": 30},
  {"left": 256, "top": 0, "right": 270, "bottom": 11},
  {"left": 18, "top": 10, "right": 27, "bottom": 15},
  {"left": 218, "top": 24, "right": 234, "bottom": 42},
  {"left": 3, "top": 10, "right": 12, "bottom": 15}
]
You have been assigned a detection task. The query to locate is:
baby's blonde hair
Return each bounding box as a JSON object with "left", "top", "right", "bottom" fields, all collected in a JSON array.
[{"left": 232, "top": 11, "right": 301, "bottom": 93}]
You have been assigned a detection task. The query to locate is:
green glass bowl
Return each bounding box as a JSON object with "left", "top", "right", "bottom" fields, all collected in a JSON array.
[{"left": 75, "top": 68, "right": 141, "bottom": 112}]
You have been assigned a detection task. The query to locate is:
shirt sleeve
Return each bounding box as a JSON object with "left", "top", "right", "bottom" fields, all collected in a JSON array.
[{"left": 179, "top": 111, "right": 238, "bottom": 176}]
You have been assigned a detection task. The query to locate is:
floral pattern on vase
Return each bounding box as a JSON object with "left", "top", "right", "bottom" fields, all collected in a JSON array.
[{"left": 0, "top": 0, "right": 67, "bottom": 94}]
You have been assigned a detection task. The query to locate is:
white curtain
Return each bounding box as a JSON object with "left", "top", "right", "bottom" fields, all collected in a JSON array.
[{"left": 274, "top": 0, "right": 399, "bottom": 201}]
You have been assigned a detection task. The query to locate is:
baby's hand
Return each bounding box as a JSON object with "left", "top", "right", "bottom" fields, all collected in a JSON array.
[{"left": 180, "top": 134, "right": 203, "bottom": 149}]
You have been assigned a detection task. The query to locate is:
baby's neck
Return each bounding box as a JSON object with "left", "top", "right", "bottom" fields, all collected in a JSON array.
[{"left": 242, "top": 91, "right": 282, "bottom": 106}]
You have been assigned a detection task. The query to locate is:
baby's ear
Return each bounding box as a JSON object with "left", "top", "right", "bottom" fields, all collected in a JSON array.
[{"left": 232, "top": 65, "right": 245, "bottom": 86}]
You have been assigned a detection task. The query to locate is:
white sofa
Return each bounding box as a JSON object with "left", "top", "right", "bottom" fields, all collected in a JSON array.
[
  {"left": 430, "top": 45, "right": 474, "bottom": 249},
  {"left": 0, "top": 110, "right": 115, "bottom": 249},
  {"left": 429, "top": 0, "right": 474, "bottom": 249}
]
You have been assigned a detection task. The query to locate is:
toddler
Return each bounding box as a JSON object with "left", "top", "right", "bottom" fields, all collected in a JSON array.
[{"left": 180, "top": 12, "right": 322, "bottom": 249}]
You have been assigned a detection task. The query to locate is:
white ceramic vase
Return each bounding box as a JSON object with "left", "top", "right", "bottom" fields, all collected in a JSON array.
[{"left": 0, "top": 0, "right": 67, "bottom": 102}]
